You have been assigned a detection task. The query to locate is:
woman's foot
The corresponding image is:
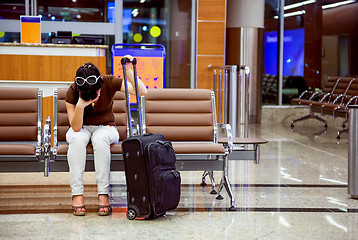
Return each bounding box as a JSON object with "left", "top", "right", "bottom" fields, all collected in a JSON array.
[
  {"left": 72, "top": 195, "right": 86, "bottom": 216},
  {"left": 98, "top": 194, "right": 111, "bottom": 216}
]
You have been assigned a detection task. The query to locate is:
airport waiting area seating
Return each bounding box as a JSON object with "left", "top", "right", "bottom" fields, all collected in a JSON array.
[
  {"left": 0, "top": 86, "right": 268, "bottom": 210},
  {"left": 262, "top": 74, "right": 307, "bottom": 104},
  {"left": 290, "top": 77, "right": 357, "bottom": 138},
  {"left": 0, "top": 87, "right": 44, "bottom": 172}
]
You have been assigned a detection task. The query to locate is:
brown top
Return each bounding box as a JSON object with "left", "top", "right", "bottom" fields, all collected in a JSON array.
[{"left": 65, "top": 75, "right": 123, "bottom": 126}]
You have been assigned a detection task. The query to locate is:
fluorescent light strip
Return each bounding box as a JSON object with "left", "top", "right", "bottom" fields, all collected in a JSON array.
[
  {"left": 274, "top": 10, "right": 306, "bottom": 19},
  {"left": 284, "top": 10, "right": 306, "bottom": 17},
  {"left": 284, "top": 0, "right": 316, "bottom": 10},
  {"left": 322, "top": 0, "right": 356, "bottom": 10}
]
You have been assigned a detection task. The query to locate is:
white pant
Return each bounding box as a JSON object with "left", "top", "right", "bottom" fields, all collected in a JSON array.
[{"left": 66, "top": 125, "right": 119, "bottom": 196}]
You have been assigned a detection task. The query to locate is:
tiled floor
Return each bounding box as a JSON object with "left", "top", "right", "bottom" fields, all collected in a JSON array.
[{"left": 1, "top": 113, "right": 358, "bottom": 239}]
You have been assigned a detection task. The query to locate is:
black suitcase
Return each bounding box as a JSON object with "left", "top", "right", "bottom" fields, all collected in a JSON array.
[
  {"left": 120, "top": 57, "right": 181, "bottom": 220},
  {"left": 122, "top": 133, "right": 181, "bottom": 220}
]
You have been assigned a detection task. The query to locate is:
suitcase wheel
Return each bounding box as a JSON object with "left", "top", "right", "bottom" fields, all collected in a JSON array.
[{"left": 127, "top": 208, "right": 137, "bottom": 220}]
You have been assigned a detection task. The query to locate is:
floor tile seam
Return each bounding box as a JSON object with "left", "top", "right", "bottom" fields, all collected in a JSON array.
[
  {"left": 0, "top": 184, "right": 348, "bottom": 193},
  {"left": 227, "top": 184, "right": 347, "bottom": 188},
  {"left": 2, "top": 207, "right": 358, "bottom": 215},
  {"left": 114, "top": 183, "right": 349, "bottom": 188}
]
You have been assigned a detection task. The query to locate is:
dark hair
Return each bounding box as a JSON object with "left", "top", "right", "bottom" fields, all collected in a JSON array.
[{"left": 75, "top": 62, "right": 103, "bottom": 101}]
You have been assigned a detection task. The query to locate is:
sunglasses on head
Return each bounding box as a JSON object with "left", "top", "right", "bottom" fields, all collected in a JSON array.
[{"left": 75, "top": 75, "right": 101, "bottom": 86}]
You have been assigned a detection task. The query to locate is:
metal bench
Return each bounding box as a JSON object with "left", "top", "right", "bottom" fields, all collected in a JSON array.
[{"left": 0, "top": 87, "right": 45, "bottom": 174}]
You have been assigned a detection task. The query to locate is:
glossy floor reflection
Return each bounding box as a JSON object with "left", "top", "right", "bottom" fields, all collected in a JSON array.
[{"left": 1, "top": 115, "right": 358, "bottom": 239}]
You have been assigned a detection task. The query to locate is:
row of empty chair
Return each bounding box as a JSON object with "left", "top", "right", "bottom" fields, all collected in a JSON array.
[
  {"left": 262, "top": 74, "right": 308, "bottom": 104},
  {"left": 0, "top": 87, "right": 267, "bottom": 210},
  {"left": 290, "top": 77, "right": 358, "bottom": 138}
]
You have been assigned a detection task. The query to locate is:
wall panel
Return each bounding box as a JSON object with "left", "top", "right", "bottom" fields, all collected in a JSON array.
[
  {"left": 198, "top": 0, "right": 226, "bottom": 21},
  {"left": 197, "top": 56, "right": 225, "bottom": 90},
  {"left": 197, "top": 22, "right": 225, "bottom": 56},
  {"left": 196, "top": 0, "right": 226, "bottom": 89}
]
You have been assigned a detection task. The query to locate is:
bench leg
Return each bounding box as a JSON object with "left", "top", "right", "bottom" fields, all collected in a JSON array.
[
  {"left": 208, "top": 171, "right": 217, "bottom": 194},
  {"left": 44, "top": 153, "right": 50, "bottom": 177},
  {"left": 216, "top": 156, "right": 237, "bottom": 211},
  {"left": 200, "top": 171, "right": 217, "bottom": 194},
  {"left": 291, "top": 112, "right": 327, "bottom": 128},
  {"left": 254, "top": 144, "right": 260, "bottom": 164},
  {"left": 200, "top": 171, "right": 208, "bottom": 186},
  {"left": 337, "top": 128, "right": 348, "bottom": 139}
]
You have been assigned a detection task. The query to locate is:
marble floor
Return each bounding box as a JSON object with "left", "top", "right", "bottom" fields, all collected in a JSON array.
[{"left": 1, "top": 113, "right": 358, "bottom": 239}]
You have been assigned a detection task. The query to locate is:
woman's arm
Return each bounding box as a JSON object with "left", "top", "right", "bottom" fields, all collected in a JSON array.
[
  {"left": 120, "top": 56, "right": 147, "bottom": 96},
  {"left": 66, "top": 95, "right": 99, "bottom": 132}
]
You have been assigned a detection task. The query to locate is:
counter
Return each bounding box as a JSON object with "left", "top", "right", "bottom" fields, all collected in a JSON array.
[{"left": 0, "top": 43, "right": 108, "bottom": 124}]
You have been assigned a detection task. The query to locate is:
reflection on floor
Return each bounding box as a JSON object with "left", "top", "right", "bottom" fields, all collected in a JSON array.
[{"left": 1, "top": 114, "right": 358, "bottom": 239}]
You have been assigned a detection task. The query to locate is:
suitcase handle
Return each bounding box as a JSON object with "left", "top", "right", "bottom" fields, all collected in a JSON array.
[
  {"left": 121, "top": 57, "right": 143, "bottom": 136},
  {"left": 156, "top": 140, "right": 173, "bottom": 150}
]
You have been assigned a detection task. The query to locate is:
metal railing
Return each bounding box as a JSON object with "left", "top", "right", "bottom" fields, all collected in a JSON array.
[{"left": 208, "top": 65, "right": 250, "bottom": 138}]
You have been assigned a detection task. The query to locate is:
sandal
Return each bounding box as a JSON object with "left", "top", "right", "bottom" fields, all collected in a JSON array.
[
  {"left": 72, "top": 205, "right": 86, "bottom": 216},
  {"left": 98, "top": 205, "right": 112, "bottom": 216}
]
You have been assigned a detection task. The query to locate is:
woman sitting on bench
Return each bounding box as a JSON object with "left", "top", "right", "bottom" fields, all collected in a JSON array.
[{"left": 65, "top": 56, "right": 147, "bottom": 216}]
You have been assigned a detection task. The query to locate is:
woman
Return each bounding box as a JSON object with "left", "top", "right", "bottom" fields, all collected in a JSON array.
[{"left": 65, "top": 56, "right": 147, "bottom": 216}]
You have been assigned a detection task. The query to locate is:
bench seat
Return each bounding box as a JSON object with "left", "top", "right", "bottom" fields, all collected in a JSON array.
[
  {"left": 56, "top": 143, "right": 123, "bottom": 155},
  {"left": 0, "top": 144, "right": 37, "bottom": 156}
]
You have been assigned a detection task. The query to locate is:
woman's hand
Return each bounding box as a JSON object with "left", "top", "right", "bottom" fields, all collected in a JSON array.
[
  {"left": 120, "top": 55, "right": 147, "bottom": 96},
  {"left": 123, "top": 54, "right": 134, "bottom": 71},
  {"left": 77, "top": 89, "right": 101, "bottom": 109},
  {"left": 66, "top": 89, "right": 101, "bottom": 132},
  {"left": 77, "top": 95, "right": 99, "bottom": 108}
]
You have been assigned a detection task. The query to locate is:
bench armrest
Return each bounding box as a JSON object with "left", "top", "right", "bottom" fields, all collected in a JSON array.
[
  {"left": 346, "top": 96, "right": 358, "bottom": 106},
  {"left": 332, "top": 94, "right": 345, "bottom": 104},
  {"left": 333, "top": 96, "right": 358, "bottom": 114},
  {"left": 43, "top": 116, "right": 51, "bottom": 177},
  {"left": 298, "top": 90, "right": 314, "bottom": 99},
  {"left": 318, "top": 93, "right": 331, "bottom": 102},
  {"left": 308, "top": 91, "right": 322, "bottom": 100},
  {"left": 219, "top": 124, "right": 233, "bottom": 153},
  {"left": 44, "top": 117, "right": 51, "bottom": 154},
  {"left": 36, "top": 121, "right": 42, "bottom": 159}
]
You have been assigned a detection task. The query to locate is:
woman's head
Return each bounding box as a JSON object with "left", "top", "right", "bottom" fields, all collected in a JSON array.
[{"left": 75, "top": 63, "right": 103, "bottom": 101}]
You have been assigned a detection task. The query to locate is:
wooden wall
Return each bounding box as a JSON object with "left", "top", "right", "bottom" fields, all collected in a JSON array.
[
  {"left": 0, "top": 55, "right": 106, "bottom": 82},
  {"left": 304, "top": 4, "right": 322, "bottom": 88},
  {"left": 196, "top": 0, "right": 226, "bottom": 89}
]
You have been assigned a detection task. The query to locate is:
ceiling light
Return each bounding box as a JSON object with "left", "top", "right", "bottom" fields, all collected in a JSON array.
[
  {"left": 131, "top": 9, "right": 139, "bottom": 17},
  {"left": 284, "top": 0, "right": 316, "bottom": 10},
  {"left": 322, "top": 0, "right": 356, "bottom": 10},
  {"left": 274, "top": 10, "right": 306, "bottom": 19}
]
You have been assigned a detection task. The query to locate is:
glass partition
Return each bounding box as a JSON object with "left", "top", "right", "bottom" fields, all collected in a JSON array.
[
  {"left": 263, "top": 0, "right": 358, "bottom": 105},
  {"left": 0, "top": 0, "right": 26, "bottom": 20},
  {"left": 0, "top": 0, "right": 193, "bottom": 87}
]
